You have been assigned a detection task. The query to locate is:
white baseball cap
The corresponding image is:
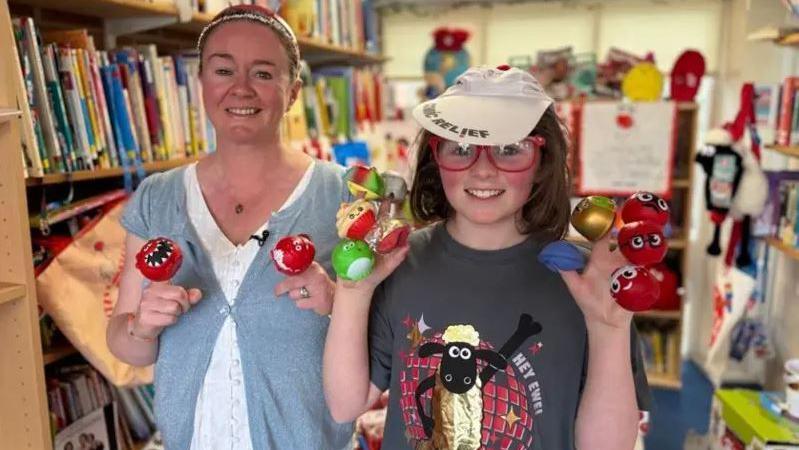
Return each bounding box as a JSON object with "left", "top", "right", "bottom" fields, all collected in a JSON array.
[{"left": 412, "top": 65, "right": 553, "bottom": 146}]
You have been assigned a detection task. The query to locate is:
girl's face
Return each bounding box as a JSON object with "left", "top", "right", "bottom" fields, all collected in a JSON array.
[
  {"left": 200, "top": 21, "right": 300, "bottom": 144},
  {"left": 439, "top": 145, "right": 539, "bottom": 233}
]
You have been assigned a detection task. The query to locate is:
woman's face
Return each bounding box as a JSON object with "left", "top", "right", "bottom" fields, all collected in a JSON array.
[{"left": 200, "top": 21, "right": 300, "bottom": 144}]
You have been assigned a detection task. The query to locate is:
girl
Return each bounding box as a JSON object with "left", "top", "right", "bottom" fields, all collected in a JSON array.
[
  {"left": 324, "top": 65, "right": 650, "bottom": 449},
  {"left": 107, "top": 6, "right": 352, "bottom": 449}
]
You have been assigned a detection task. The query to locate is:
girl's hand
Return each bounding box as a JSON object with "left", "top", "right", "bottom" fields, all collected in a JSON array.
[
  {"left": 275, "top": 261, "right": 336, "bottom": 316},
  {"left": 338, "top": 244, "right": 410, "bottom": 293},
  {"left": 558, "top": 234, "right": 633, "bottom": 331},
  {"left": 134, "top": 282, "right": 203, "bottom": 339}
]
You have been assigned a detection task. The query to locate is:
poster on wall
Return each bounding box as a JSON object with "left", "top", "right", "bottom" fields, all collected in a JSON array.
[{"left": 577, "top": 101, "right": 677, "bottom": 198}]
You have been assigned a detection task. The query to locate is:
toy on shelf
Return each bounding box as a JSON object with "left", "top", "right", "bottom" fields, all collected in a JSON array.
[
  {"left": 135, "top": 237, "right": 183, "bottom": 282},
  {"left": 622, "top": 56, "right": 663, "bottom": 102},
  {"left": 271, "top": 234, "right": 316, "bottom": 276},
  {"left": 332, "top": 165, "right": 412, "bottom": 281},
  {"left": 422, "top": 27, "right": 471, "bottom": 100},
  {"left": 670, "top": 50, "right": 705, "bottom": 102},
  {"left": 696, "top": 85, "right": 767, "bottom": 267}
]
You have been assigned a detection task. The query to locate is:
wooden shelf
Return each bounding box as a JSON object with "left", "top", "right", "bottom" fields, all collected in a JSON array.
[
  {"left": 297, "top": 36, "right": 388, "bottom": 66},
  {"left": 0, "top": 282, "right": 26, "bottom": 306},
  {"left": 777, "top": 32, "right": 799, "bottom": 46},
  {"left": 567, "top": 232, "right": 687, "bottom": 250},
  {"left": 647, "top": 371, "right": 682, "bottom": 390},
  {"left": 42, "top": 341, "right": 78, "bottom": 365},
  {"left": 0, "top": 108, "right": 21, "bottom": 123},
  {"left": 635, "top": 310, "right": 681, "bottom": 320},
  {"left": 766, "top": 237, "right": 799, "bottom": 261},
  {"left": 672, "top": 178, "right": 691, "bottom": 189},
  {"left": 172, "top": 13, "right": 387, "bottom": 66},
  {"left": 765, "top": 144, "right": 799, "bottom": 158},
  {"left": 25, "top": 155, "right": 203, "bottom": 186},
  {"left": 9, "top": 0, "right": 177, "bottom": 19}
]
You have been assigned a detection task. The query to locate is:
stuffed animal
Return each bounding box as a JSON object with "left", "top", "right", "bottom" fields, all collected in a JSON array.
[
  {"left": 695, "top": 128, "right": 744, "bottom": 256},
  {"left": 423, "top": 28, "right": 471, "bottom": 99}
]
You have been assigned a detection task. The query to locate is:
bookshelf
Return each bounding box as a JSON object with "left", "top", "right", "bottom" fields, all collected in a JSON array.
[
  {"left": 766, "top": 235, "right": 799, "bottom": 261},
  {"left": 26, "top": 155, "right": 203, "bottom": 186},
  {"left": 0, "top": 282, "right": 27, "bottom": 305},
  {"left": 0, "top": 2, "right": 51, "bottom": 449},
  {"left": 10, "top": 0, "right": 177, "bottom": 18},
  {"left": 568, "top": 102, "right": 697, "bottom": 390},
  {"left": 763, "top": 145, "right": 799, "bottom": 259},
  {"left": 2, "top": 0, "right": 388, "bottom": 447},
  {"left": 766, "top": 144, "right": 799, "bottom": 158},
  {"left": 42, "top": 340, "right": 79, "bottom": 365},
  {"left": 639, "top": 102, "right": 697, "bottom": 390},
  {"left": 0, "top": 107, "right": 21, "bottom": 122}
]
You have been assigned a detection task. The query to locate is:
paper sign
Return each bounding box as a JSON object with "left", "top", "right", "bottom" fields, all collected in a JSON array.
[{"left": 577, "top": 101, "right": 676, "bottom": 197}]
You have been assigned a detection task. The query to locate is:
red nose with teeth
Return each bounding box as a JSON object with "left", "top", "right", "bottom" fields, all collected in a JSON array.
[{"left": 136, "top": 237, "right": 183, "bottom": 282}]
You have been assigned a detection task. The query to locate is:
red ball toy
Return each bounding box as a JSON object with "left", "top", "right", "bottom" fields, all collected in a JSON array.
[
  {"left": 647, "top": 262, "right": 681, "bottom": 311},
  {"left": 618, "top": 220, "right": 667, "bottom": 266},
  {"left": 610, "top": 265, "right": 659, "bottom": 312},
  {"left": 621, "top": 191, "right": 670, "bottom": 226},
  {"left": 271, "top": 234, "right": 316, "bottom": 275},
  {"left": 136, "top": 237, "right": 183, "bottom": 282}
]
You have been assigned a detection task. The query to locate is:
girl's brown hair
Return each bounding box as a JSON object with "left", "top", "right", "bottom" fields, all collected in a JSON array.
[{"left": 409, "top": 106, "right": 572, "bottom": 242}]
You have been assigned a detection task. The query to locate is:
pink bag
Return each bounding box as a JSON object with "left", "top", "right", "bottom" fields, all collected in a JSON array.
[{"left": 37, "top": 200, "right": 153, "bottom": 387}]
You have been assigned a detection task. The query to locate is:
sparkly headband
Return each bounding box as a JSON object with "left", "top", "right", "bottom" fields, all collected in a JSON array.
[{"left": 197, "top": 8, "right": 300, "bottom": 78}]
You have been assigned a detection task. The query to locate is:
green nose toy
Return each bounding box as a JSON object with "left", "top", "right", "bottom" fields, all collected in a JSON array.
[{"left": 332, "top": 239, "right": 376, "bottom": 281}]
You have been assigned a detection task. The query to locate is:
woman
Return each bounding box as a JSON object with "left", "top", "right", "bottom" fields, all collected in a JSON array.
[{"left": 107, "top": 5, "right": 352, "bottom": 449}]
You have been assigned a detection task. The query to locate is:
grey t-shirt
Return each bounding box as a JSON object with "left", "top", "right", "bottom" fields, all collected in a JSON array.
[{"left": 368, "top": 223, "right": 651, "bottom": 450}]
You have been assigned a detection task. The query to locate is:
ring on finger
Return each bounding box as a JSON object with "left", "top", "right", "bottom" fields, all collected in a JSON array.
[{"left": 299, "top": 286, "right": 310, "bottom": 299}]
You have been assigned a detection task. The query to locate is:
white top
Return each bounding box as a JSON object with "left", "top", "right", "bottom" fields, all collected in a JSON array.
[{"left": 185, "top": 161, "right": 315, "bottom": 450}]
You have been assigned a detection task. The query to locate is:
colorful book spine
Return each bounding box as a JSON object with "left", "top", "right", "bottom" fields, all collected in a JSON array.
[
  {"left": 57, "top": 48, "right": 92, "bottom": 170},
  {"left": 42, "top": 44, "right": 76, "bottom": 172},
  {"left": 21, "top": 18, "right": 64, "bottom": 172}
]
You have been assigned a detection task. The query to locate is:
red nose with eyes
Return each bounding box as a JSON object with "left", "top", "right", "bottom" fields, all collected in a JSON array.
[{"left": 618, "top": 221, "right": 667, "bottom": 266}]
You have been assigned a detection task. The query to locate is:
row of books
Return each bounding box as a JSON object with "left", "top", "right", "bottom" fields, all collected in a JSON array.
[
  {"left": 13, "top": 17, "right": 387, "bottom": 178},
  {"left": 283, "top": 62, "right": 386, "bottom": 146},
  {"left": 47, "top": 361, "right": 159, "bottom": 450},
  {"left": 638, "top": 325, "right": 681, "bottom": 378},
  {"left": 755, "top": 77, "right": 799, "bottom": 147},
  {"left": 753, "top": 171, "right": 799, "bottom": 249},
  {"left": 775, "top": 177, "right": 799, "bottom": 248},
  {"left": 194, "top": 0, "right": 380, "bottom": 54},
  {"left": 13, "top": 18, "right": 212, "bottom": 178}
]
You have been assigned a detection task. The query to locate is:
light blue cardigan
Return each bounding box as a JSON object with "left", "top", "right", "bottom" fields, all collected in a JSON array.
[{"left": 120, "top": 161, "right": 353, "bottom": 449}]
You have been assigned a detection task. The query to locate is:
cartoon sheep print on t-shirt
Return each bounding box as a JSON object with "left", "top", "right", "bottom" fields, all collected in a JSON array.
[{"left": 399, "top": 314, "right": 545, "bottom": 450}]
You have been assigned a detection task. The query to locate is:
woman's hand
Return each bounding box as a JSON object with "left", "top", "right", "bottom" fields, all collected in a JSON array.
[
  {"left": 134, "top": 282, "right": 203, "bottom": 339},
  {"left": 275, "top": 261, "right": 338, "bottom": 315},
  {"left": 558, "top": 234, "right": 633, "bottom": 331}
]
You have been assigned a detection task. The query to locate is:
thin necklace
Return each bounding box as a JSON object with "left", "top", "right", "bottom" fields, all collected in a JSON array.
[{"left": 235, "top": 203, "right": 244, "bottom": 214}]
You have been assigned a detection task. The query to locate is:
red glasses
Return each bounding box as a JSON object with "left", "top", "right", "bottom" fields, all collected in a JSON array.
[{"left": 429, "top": 135, "right": 544, "bottom": 172}]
